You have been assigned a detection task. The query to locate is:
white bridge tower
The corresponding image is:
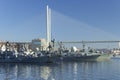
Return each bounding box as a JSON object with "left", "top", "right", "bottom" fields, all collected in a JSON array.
[{"left": 46, "top": 5, "right": 51, "bottom": 47}]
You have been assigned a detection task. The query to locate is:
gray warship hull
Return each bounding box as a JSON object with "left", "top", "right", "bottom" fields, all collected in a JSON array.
[
  {"left": 56, "top": 54, "right": 101, "bottom": 62},
  {"left": 0, "top": 57, "right": 48, "bottom": 63},
  {"left": 0, "top": 55, "right": 101, "bottom": 63}
]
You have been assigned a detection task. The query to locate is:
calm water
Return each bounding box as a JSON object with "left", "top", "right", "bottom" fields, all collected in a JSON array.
[{"left": 0, "top": 60, "right": 120, "bottom": 80}]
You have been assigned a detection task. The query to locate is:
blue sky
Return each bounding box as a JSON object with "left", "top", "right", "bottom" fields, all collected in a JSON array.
[{"left": 0, "top": 0, "right": 120, "bottom": 42}]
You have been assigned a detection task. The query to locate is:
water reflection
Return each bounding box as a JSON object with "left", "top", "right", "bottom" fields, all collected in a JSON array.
[
  {"left": 0, "top": 60, "right": 120, "bottom": 80},
  {"left": 40, "top": 66, "right": 51, "bottom": 80}
]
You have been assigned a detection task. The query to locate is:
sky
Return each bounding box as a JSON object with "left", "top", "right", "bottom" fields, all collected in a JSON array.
[{"left": 0, "top": 0, "right": 120, "bottom": 42}]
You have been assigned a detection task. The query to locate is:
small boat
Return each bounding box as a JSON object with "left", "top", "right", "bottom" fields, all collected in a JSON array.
[{"left": 111, "top": 54, "right": 120, "bottom": 59}]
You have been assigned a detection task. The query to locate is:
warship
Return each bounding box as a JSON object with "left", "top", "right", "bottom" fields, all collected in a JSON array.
[
  {"left": 57, "top": 52, "right": 101, "bottom": 62},
  {"left": 50, "top": 42, "right": 102, "bottom": 62},
  {"left": 0, "top": 42, "right": 57, "bottom": 63}
]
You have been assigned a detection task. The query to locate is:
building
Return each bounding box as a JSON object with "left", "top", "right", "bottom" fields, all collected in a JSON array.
[{"left": 31, "top": 38, "right": 47, "bottom": 51}]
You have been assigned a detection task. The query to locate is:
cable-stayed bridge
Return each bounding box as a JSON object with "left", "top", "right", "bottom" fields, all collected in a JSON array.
[
  {"left": 62, "top": 41, "right": 120, "bottom": 44},
  {"left": 59, "top": 41, "right": 120, "bottom": 49}
]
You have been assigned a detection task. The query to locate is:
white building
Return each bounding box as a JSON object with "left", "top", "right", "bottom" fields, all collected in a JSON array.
[{"left": 31, "top": 38, "right": 47, "bottom": 51}]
